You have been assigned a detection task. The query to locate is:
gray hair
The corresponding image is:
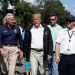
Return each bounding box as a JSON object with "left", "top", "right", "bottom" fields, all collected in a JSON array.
[
  {"left": 5, "top": 13, "right": 14, "bottom": 20},
  {"left": 32, "top": 13, "right": 41, "bottom": 19}
]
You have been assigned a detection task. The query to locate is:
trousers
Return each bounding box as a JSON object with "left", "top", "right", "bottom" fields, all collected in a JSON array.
[
  {"left": 30, "top": 49, "right": 45, "bottom": 75},
  {"left": 59, "top": 54, "right": 75, "bottom": 75},
  {"left": 48, "top": 53, "right": 58, "bottom": 75},
  {"left": 2, "top": 46, "right": 18, "bottom": 75}
]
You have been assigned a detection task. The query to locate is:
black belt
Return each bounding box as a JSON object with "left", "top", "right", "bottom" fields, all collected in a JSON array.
[
  {"left": 31, "top": 48, "right": 43, "bottom": 52},
  {"left": 60, "top": 53, "right": 75, "bottom": 57}
]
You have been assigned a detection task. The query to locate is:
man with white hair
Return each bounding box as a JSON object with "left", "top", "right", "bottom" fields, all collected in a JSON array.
[
  {"left": 0, "top": 13, "right": 23, "bottom": 75},
  {"left": 23, "top": 13, "right": 53, "bottom": 75}
]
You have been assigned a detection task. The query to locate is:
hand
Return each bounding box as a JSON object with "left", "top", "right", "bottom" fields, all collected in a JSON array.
[
  {"left": 55, "top": 55, "right": 60, "bottom": 64},
  {"left": 20, "top": 50, "right": 23, "bottom": 59},
  {"left": 47, "top": 56, "right": 52, "bottom": 61},
  {"left": 18, "top": 48, "right": 21, "bottom": 54},
  {"left": 0, "top": 48, "right": 6, "bottom": 57},
  {"left": 24, "top": 58, "right": 26, "bottom": 61}
]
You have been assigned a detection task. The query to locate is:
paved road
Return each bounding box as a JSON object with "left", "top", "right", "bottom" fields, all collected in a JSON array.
[
  {"left": 0, "top": 58, "right": 59, "bottom": 75},
  {"left": 15, "top": 58, "right": 26, "bottom": 75},
  {"left": 15, "top": 58, "right": 49, "bottom": 75}
]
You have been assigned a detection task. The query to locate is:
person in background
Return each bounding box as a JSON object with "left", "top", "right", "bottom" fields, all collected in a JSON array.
[
  {"left": 0, "top": 17, "right": 6, "bottom": 75},
  {"left": 23, "top": 13, "right": 53, "bottom": 75},
  {"left": 2, "top": 18, "right": 6, "bottom": 25},
  {"left": 14, "top": 18, "right": 23, "bottom": 67},
  {"left": 0, "top": 46, "right": 7, "bottom": 75},
  {"left": 24, "top": 22, "right": 32, "bottom": 75},
  {"left": 55, "top": 15, "right": 75, "bottom": 75},
  {"left": 0, "top": 13, "right": 23, "bottom": 75},
  {"left": 47, "top": 15, "right": 62, "bottom": 75}
]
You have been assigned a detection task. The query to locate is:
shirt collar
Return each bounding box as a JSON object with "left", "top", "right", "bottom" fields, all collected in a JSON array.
[
  {"left": 50, "top": 23, "right": 57, "bottom": 27},
  {"left": 66, "top": 27, "right": 75, "bottom": 32},
  {"left": 6, "top": 24, "right": 14, "bottom": 29},
  {"left": 33, "top": 24, "right": 42, "bottom": 28}
]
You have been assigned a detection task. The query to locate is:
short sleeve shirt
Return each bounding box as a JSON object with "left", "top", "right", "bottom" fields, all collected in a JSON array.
[{"left": 56, "top": 28, "right": 75, "bottom": 55}]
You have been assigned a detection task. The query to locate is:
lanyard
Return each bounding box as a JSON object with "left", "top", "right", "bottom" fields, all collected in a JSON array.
[{"left": 68, "top": 30, "right": 74, "bottom": 42}]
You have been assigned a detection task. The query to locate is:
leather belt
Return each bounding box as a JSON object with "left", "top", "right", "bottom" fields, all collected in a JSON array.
[
  {"left": 31, "top": 48, "right": 43, "bottom": 52},
  {"left": 3, "top": 44, "right": 17, "bottom": 46},
  {"left": 60, "top": 53, "right": 75, "bottom": 57}
]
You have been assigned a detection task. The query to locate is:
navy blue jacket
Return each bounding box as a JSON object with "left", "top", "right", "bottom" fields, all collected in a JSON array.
[{"left": 0, "top": 24, "right": 23, "bottom": 50}]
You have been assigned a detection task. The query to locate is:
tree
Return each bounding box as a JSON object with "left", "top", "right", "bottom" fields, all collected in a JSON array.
[
  {"left": 14, "top": 1, "right": 36, "bottom": 29},
  {"left": 0, "top": 0, "right": 36, "bottom": 29},
  {"left": 35, "top": 0, "right": 70, "bottom": 27}
]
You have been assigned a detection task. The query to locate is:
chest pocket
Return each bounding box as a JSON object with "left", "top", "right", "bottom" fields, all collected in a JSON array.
[{"left": 3, "top": 30, "right": 8, "bottom": 37}]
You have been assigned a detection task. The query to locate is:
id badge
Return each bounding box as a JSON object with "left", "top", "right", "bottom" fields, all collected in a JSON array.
[{"left": 67, "top": 43, "right": 71, "bottom": 51}]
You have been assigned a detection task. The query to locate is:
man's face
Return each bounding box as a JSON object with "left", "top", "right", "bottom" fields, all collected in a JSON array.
[
  {"left": 66, "top": 19, "right": 74, "bottom": 29},
  {"left": 7, "top": 15, "right": 14, "bottom": 26},
  {"left": 33, "top": 16, "right": 41, "bottom": 28},
  {"left": 50, "top": 16, "right": 57, "bottom": 26}
]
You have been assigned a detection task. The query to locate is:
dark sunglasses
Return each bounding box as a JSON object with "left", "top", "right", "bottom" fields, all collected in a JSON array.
[
  {"left": 50, "top": 19, "right": 55, "bottom": 21},
  {"left": 67, "top": 20, "right": 73, "bottom": 23}
]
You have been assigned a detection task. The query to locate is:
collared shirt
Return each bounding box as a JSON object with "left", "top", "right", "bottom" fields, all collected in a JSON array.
[
  {"left": 31, "top": 24, "right": 44, "bottom": 49},
  {"left": 0, "top": 24, "right": 23, "bottom": 50},
  {"left": 47, "top": 24, "right": 62, "bottom": 51},
  {"left": 56, "top": 27, "right": 75, "bottom": 55}
]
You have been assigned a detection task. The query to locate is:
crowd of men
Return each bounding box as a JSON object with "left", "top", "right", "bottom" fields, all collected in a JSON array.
[{"left": 0, "top": 13, "right": 75, "bottom": 75}]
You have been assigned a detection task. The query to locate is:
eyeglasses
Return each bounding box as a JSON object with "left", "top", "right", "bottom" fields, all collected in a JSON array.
[
  {"left": 67, "top": 20, "right": 73, "bottom": 23},
  {"left": 50, "top": 19, "right": 55, "bottom": 21}
]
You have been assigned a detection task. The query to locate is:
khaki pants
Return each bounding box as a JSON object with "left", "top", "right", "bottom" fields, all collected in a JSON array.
[
  {"left": 2, "top": 46, "right": 18, "bottom": 75},
  {"left": 30, "top": 49, "right": 47, "bottom": 75}
]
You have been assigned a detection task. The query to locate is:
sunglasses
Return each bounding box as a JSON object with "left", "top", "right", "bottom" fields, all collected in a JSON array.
[
  {"left": 67, "top": 20, "right": 73, "bottom": 23},
  {"left": 50, "top": 19, "right": 55, "bottom": 21}
]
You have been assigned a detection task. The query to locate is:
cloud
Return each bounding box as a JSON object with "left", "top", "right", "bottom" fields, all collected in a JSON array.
[
  {"left": 24, "top": 0, "right": 35, "bottom": 4},
  {"left": 72, "top": 10, "right": 75, "bottom": 12},
  {"left": 73, "top": 5, "right": 75, "bottom": 7},
  {"left": 23, "top": 0, "right": 40, "bottom": 6},
  {"left": 63, "top": 5, "right": 71, "bottom": 11}
]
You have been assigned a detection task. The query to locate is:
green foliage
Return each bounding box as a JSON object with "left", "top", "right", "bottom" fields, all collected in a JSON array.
[
  {"left": 0, "top": 0, "right": 36, "bottom": 29},
  {"left": 36, "top": 0, "right": 70, "bottom": 27},
  {"left": 0, "top": 0, "right": 71, "bottom": 28},
  {"left": 14, "top": 1, "right": 36, "bottom": 29}
]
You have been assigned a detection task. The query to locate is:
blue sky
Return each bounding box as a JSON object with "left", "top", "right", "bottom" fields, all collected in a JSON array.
[
  {"left": 60, "top": 0, "right": 75, "bottom": 16},
  {"left": 23, "top": 0, "right": 75, "bottom": 16}
]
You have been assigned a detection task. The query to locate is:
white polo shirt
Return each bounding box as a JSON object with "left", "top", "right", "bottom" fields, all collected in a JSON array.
[
  {"left": 56, "top": 27, "right": 75, "bottom": 55},
  {"left": 30, "top": 24, "right": 44, "bottom": 49}
]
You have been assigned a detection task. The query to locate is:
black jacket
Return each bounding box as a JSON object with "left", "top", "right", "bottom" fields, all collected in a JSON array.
[{"left": 23, "top": 23, "right": 53, "bottom": 61}]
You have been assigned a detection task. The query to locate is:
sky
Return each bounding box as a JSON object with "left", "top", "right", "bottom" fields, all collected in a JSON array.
[
  {"left": 60, "top": 0, "right": 75, "bottom": 16},
  {"left": 23, "top": 0, "right": 75, "bottom": 16}
]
